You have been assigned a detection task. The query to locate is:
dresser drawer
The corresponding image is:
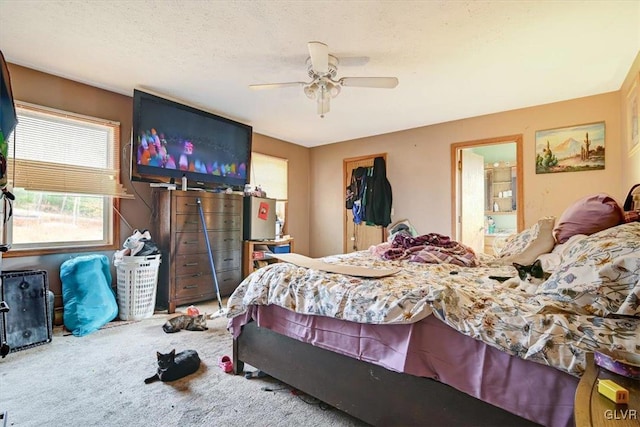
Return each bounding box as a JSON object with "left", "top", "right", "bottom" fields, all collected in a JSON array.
[
  {"left": 174, "top": 268, "right": 241, "bottom": 299},
  {"left": 174, "top": 195, "right": 242, "bottom": 214},
  {"left": 175, "top": 251, "right": 241, "bottom": 276},
  {"left": 174, "top": 213, "right": 241, "bottom": 232},
  {"left": 217, "top": 269, "right": 243, "bottom": 296},
  {"left": 174, "top": 231, "right": 241, "bottom": 255},
  {"left": 173, "top": 275, "right": 215, "bottom": 300}
]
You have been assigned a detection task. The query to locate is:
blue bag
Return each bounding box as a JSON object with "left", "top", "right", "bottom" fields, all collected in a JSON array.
[{"left": 60, "top": 254, "right": 118, "bottom": 336}]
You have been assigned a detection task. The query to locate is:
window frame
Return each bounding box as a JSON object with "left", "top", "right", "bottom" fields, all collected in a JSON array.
[
  {"left": 3, "top": 102, "right": 124, "bottom": 257},
  {"left": 3, "top": 193, "right": 120, "bottom": 257},
  {"left": 250, "top": 152, "right": 288, "bottom": 236}
]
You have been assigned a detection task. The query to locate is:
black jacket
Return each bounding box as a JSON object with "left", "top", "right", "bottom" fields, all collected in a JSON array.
[{"left": 366, "top": 157, "right": 393, "bottom": 227}]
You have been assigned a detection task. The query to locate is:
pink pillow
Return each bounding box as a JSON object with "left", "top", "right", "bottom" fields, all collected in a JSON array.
[{"left": 553, "top": 193, "right": 623, "bottom": 244}]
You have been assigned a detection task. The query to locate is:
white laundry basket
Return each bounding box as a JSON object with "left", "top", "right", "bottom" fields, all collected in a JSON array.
[{"left": 115, "top": 254, "right": 161, "bottom": 321}]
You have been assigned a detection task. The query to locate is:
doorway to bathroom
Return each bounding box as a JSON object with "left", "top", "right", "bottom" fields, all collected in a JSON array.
[{"left": 451, "top": 135, "right": 524, "bottom": 255}]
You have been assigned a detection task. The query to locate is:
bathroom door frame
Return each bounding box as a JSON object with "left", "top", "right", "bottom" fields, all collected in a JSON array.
[{"left": 451, "top": 135, "right": 524, "bottom": 247}]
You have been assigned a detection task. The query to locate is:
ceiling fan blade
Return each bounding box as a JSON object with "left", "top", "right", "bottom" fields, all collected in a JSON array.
[
  {"left": 339, "top": 77, "right": 399, "bottom": 88},
  {"left": 308, "top": 41, "right": 329, "bottom": 74},
  {"left": 249, "top": 82, "right": 306, "bottom": 90}
]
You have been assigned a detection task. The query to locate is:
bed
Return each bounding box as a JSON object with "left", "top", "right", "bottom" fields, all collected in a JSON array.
[{"left": 226, "top": 219, "right": 640, "bottom": 427}]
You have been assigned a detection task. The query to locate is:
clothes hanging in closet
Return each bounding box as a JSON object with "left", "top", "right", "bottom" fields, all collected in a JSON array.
[
  {"left": 348, "top": 166, "right": 368, "bottom": 224},
  {"left": 346, "top": 158, "right": 393, "bottom": 227}
]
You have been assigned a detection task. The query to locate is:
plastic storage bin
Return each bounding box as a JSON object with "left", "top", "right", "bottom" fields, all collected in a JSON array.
[
  {"left": 115, "top": 254, "right": 161, "bottom": 320},
  {"left": 268, "top": 244, "right": 291, "bottom": 254}
]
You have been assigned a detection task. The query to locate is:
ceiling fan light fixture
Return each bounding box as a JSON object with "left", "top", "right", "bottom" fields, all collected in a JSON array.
[
  {"left": 327, "top": 81, "right": 341, "bottom": 98},
  {"left": 249, "top": 41, "right": 398, "bottom": 118},
  {"left": 303, "top": 83, "right": 317, "bottom": 99}
]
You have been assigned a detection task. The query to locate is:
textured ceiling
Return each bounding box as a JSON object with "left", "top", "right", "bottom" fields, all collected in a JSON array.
[{"left": 1, "top": 1, "right": 639, "bottom": 147}]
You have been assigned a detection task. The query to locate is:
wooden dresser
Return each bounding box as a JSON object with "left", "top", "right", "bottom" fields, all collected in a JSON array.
[{"left": 154, "top": 190, "right": 243, "bottom": 313}]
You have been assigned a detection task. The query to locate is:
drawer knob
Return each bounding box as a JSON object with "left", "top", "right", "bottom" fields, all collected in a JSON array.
[{"left": 184, "top": 285, "right": 198, "bottom": 289}]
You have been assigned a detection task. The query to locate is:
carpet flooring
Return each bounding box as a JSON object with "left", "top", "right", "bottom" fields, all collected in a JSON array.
[{"left": 0, "top": 300, "right": 368, "bottom": 426}]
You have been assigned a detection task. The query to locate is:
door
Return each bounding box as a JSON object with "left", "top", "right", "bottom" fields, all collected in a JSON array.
[
  {"left": 460, "top": 150, "right": 485, "bottom": 253},
  {"left": 343, "top": 154, "right": 386, "bottom": 253}
]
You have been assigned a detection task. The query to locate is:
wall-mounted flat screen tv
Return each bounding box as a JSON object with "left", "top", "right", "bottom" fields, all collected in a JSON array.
[{"left": 131, "top": 89, "right": 252, "bottom": 190}]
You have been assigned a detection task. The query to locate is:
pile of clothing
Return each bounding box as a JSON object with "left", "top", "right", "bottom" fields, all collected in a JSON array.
[
  {"left": 372, "top": 232, "right": 479, "bottom": 267},
  {"left": 113, "top": 229, "right": 160, "bottom": 262}
]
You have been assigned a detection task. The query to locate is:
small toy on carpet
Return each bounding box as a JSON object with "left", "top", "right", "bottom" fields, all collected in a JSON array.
[{"left": 218, "top": 355, "right": 233, "bottom": 373}]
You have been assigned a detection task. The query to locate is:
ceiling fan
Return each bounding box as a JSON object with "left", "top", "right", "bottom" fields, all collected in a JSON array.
[{"left": 249, "top": 41, "right": 399, "bottom": 118}]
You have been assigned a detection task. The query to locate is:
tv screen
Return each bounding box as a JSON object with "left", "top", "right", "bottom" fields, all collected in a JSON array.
[{"left": 131, "top": 89, "right": 252, "bottom": 190}]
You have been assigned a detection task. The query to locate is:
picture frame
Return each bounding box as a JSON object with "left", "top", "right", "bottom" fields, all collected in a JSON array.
[
  {"left": 626, "top": 72, "right": 640, "bottom": 156},
  {"left": 535, "top": 122, "right": 605, "bottom": 174}
]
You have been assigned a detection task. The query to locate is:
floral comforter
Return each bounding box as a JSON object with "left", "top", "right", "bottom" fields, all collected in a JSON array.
[{"left": 227, "top": 223, "right": 640, "bottom": 377}]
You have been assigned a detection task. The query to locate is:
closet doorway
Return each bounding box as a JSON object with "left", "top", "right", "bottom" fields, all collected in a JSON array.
[
  {"left": 343, "top": 153, "right": 387, "bottom": 253},
  {"left": 451, "top": 135, "right": 524, "bottom": 255}
]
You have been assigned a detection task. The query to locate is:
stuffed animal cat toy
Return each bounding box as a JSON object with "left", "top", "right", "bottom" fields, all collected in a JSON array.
[
  {"left": 162, "top": 314, "right": 208, "bottom": 333},
  {"left": 490, "top": 259, "right": 550, "bottom": 294},
  {"left": 144, "top": 349, "right": 201, "bottom": 384}
]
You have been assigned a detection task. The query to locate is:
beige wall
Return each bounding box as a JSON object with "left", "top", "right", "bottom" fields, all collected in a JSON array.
[
  {"left": 3, "top": 64, "right": 311, "bottom": 306},
  {"left": 310, "top": 89, "right": 631, "bottom": 257},
  {"left": 5, "top": 55, "right": 639, "bottom": 294},
  {"left": 620, "top": 52, "right": 640, "bottom": 196}
]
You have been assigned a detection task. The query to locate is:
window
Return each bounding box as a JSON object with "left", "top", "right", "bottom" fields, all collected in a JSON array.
[
  {"left": 250, "top": 153, "right": 288, "bottom": 237},
  {"left": 5, "top": 102, "right": 130, "bottom": 253}
]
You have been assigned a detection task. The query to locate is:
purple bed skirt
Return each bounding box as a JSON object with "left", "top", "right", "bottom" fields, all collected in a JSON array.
[{"left": 229, "top": 305, "right": 578, "bottom": 427}]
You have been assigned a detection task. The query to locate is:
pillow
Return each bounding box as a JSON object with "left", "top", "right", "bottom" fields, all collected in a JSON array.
[
  {"left": 61, "top": 254, "right": 118, "bottom": 336},
  {"left": 553, "top": 193, "right": 623, "bottom": 244},
  {"left": 538, "top": 222, "right": 640, "bottom": 317},
  {"left": 498, "top": 228, "right": 535, "bottom": 259},
  {"left": 498, "top": 217, "right": 556, "bottom": 265},
  {"left": 537, "top": 233, "right": 588, "bottom": 272}
]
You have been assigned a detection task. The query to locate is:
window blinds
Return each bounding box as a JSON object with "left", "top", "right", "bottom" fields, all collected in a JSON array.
[
  {"left": 7, "top": 102, "right": 132, "bottom": 198},
  {"left": 251, "top": 152, "right": 288, "bottom": 200}
]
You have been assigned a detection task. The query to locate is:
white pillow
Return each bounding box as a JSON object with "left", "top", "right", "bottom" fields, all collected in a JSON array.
[
  {"left": 499, "top": 217, "right": 556, "bottom": 265},
  {"left": 537, "top": 233, "right": 588, "bottom": 272},
  {"left": 498, "top": 228, "right": 535, "bottom": 258}
]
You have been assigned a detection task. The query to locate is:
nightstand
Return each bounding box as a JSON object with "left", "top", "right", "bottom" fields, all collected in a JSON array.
[
  {"left": 242, "top": 238, "right": 294, "bottom": 278},
  {"left": 574, "top": 352, "right": 639, "bottom": 426}
]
